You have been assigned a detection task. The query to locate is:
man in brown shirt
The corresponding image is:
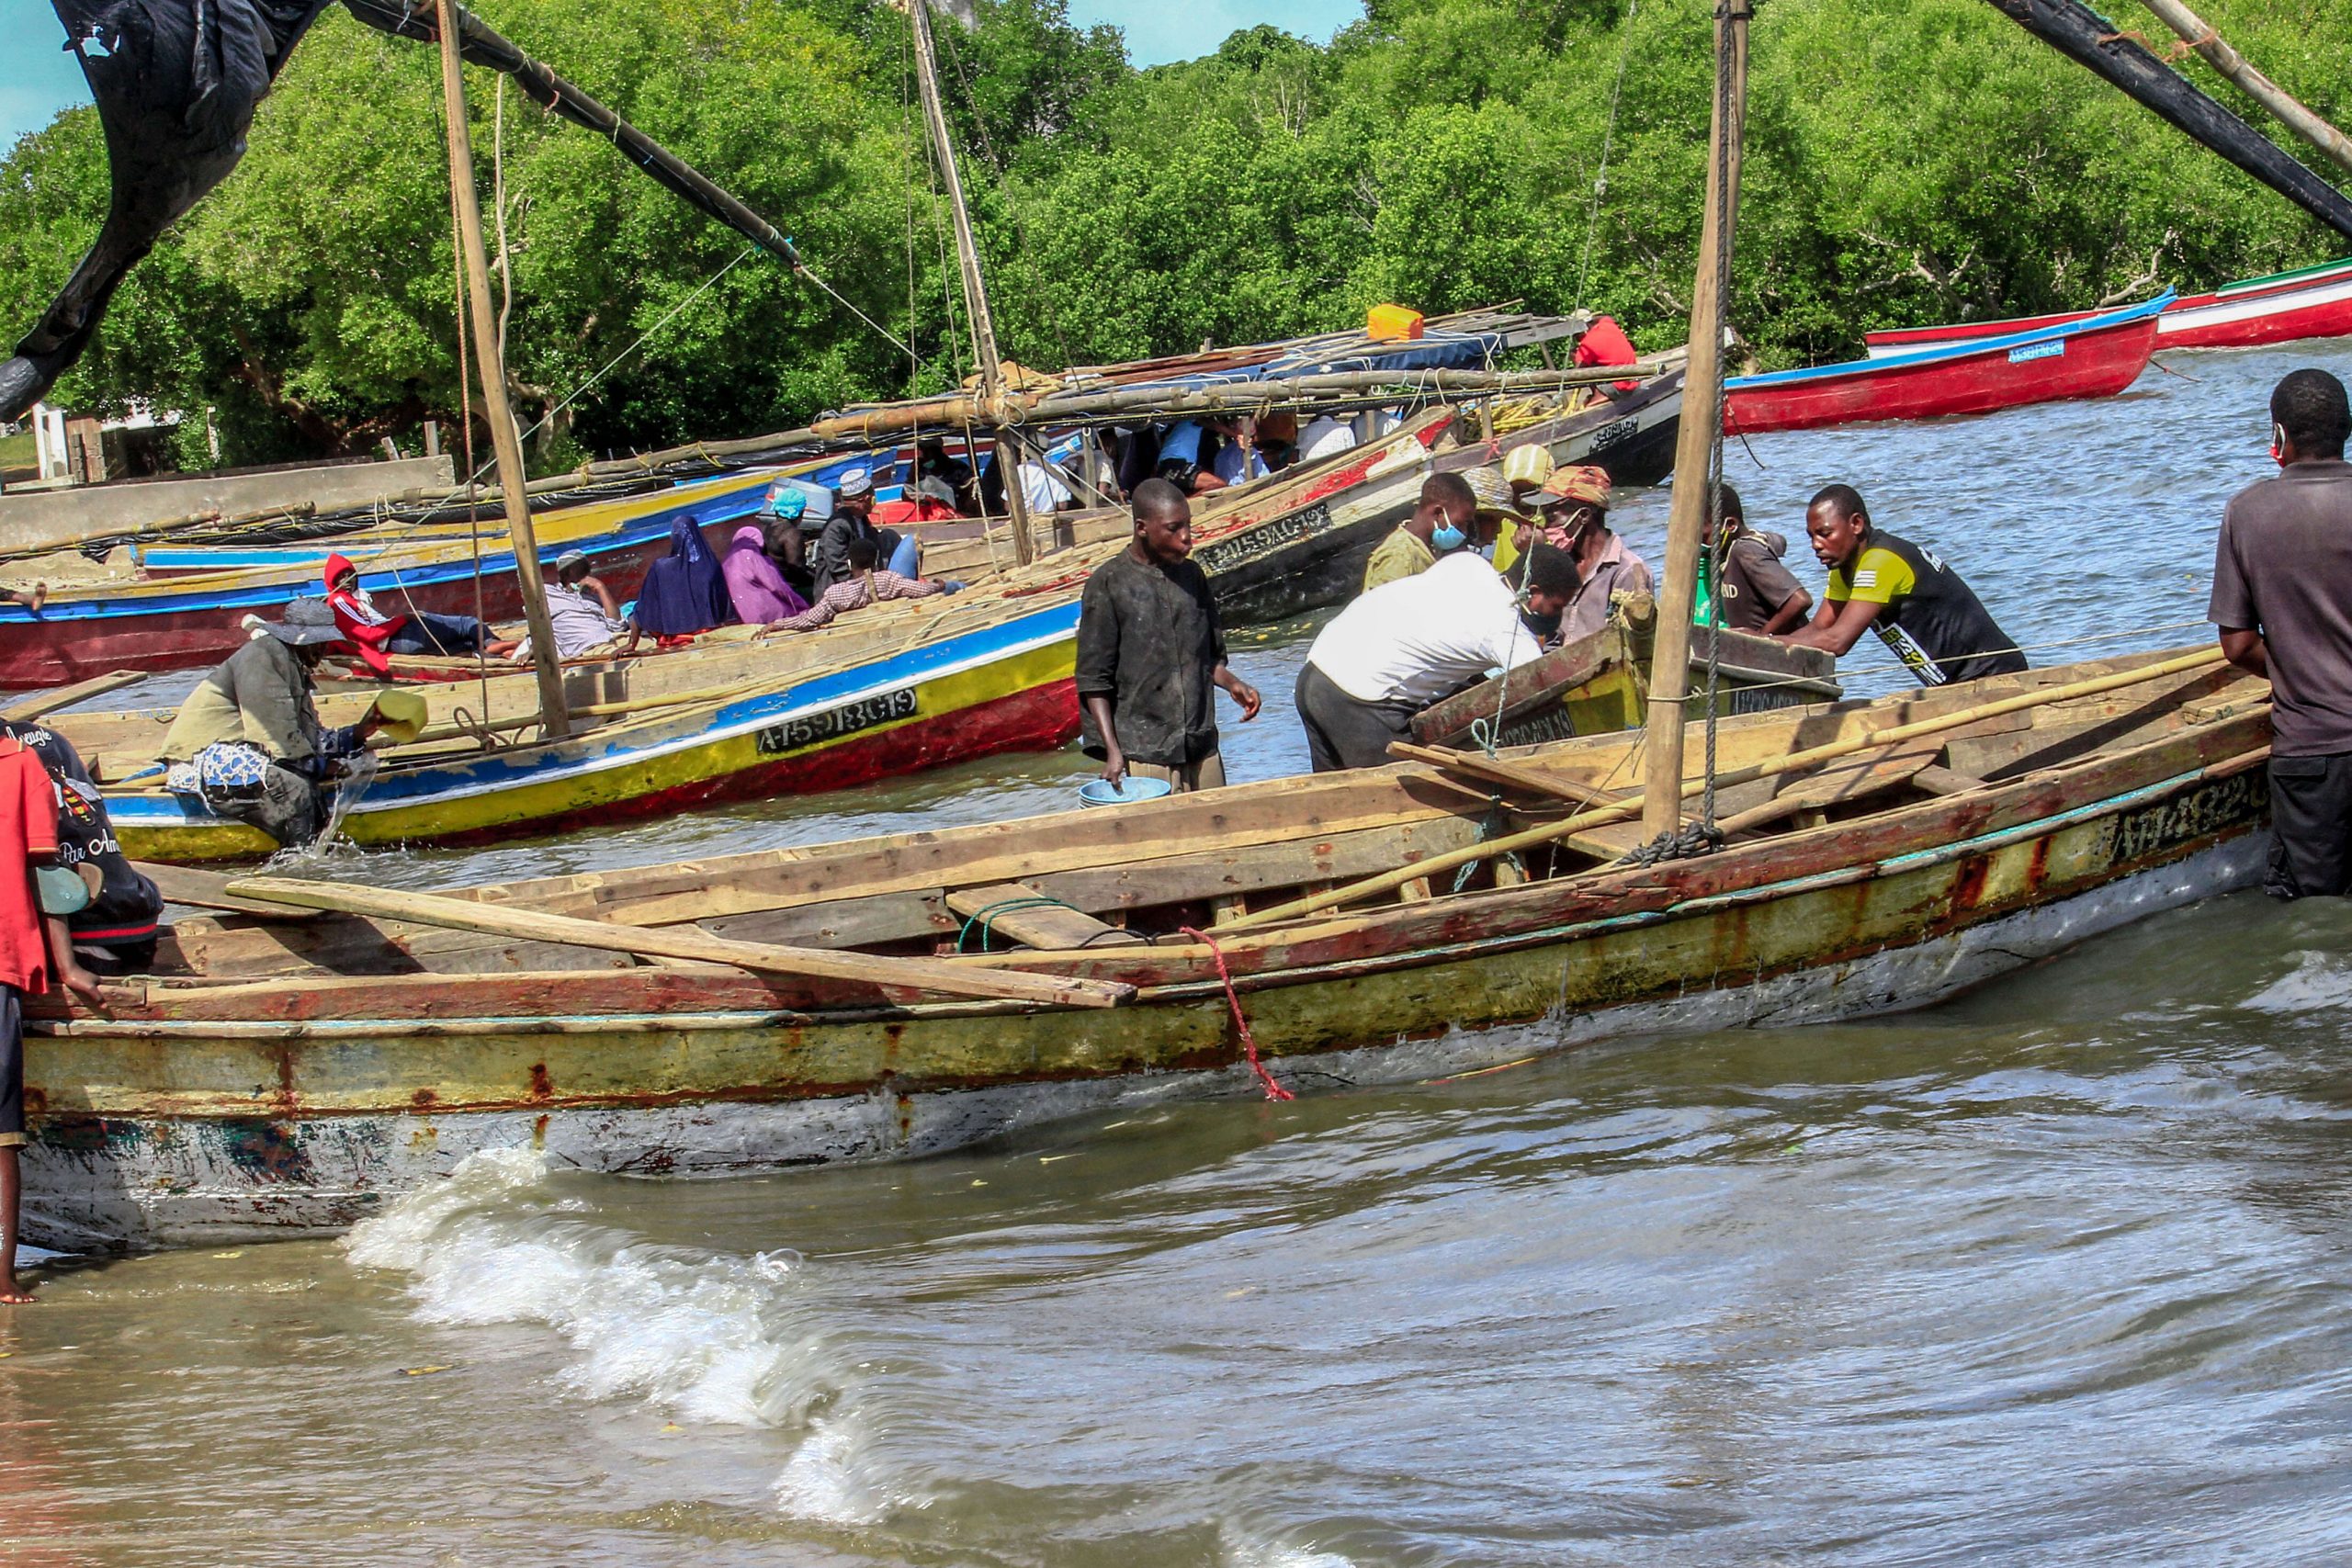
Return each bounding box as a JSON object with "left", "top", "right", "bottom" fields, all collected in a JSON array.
[{"left": 2210, "top": 367, "right": 2352, "bottom": 897}]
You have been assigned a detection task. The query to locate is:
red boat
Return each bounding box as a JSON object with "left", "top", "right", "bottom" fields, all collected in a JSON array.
[
  {"left": 1863, "top": 257, "right": 2352, "bottom": 356},
  {"left": 1723, "top": 293, "right": 2167, "bottom": 436}
]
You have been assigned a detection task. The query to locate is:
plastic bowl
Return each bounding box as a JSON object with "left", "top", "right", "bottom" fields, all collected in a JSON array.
[{"left": 1077, "top": 775, "right": 1175, "bottom": 807}]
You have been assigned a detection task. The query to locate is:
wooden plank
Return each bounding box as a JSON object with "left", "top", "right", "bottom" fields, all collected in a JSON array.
[
  {"left": 1389, "top": 741, "right": 1640, "bottom": 812},
  {"left": 1914, "top": 763, "right": 1988, "bottom": 796},
  {"left": 221, "top": 876, "right": 1135, "bottom": 1010},
  {"left": 138, "top": 862, "right": 323, "bottom": 920},
  {"left": 944, "top": 883, "right": 1136, "bottom": 951},
  {"left": 1, "top": 671, "right": 145, "bottom": 722}
]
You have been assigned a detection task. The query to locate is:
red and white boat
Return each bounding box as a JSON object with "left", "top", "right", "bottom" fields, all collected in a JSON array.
[
  {"left": 1723, "top": 292, "right": 2166, "bottom": 436},
  {"left": 1864, "top": 256, "right": 2352, "bottom": 356}
]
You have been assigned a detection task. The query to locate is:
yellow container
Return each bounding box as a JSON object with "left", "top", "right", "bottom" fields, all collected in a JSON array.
[{"left": 1366, "top": 303, "right": 1425, "bottom": 342}]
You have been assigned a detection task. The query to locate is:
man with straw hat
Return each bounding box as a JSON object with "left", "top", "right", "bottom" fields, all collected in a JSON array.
[
  {"left": 1512, "top": 463, "right": 1651, "bottom": 644},
  {"left": 157, "top": 601, "right": 412, "bottom": 848}
]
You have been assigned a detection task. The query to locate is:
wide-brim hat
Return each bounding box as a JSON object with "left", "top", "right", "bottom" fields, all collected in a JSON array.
[
  {"left": 1462, "top": 465, "right": 1528, "bottom": 521},
  {"left": 260, "top": 595, "right": 348, "bottom": 647}
]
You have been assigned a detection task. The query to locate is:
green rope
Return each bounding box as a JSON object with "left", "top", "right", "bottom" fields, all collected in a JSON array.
[{"left": 955, "top": 895, "right": 1080, "bottom": 953}]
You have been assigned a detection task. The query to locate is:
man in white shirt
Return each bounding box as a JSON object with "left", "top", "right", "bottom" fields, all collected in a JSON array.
[
  {"left": 1020, "top": 457, "right": 1076, "bottom": 515},
  {"left": 1298, "top": 413, "right": 1359, "bottom": 463},
  {"left": 1295, "top": 545, "right": 1580, "bottom": 771}
]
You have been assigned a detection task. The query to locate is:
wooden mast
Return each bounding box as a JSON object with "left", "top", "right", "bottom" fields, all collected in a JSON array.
[
  {"left": 2138, "top": 0, "right": 2352, "bottom": 180},
  {"left": 1638, "top": 0, "right": 1749, "bottom": 840},
  {"left": 905, "top": 0, "right": 1038, "bottom": 567},
  {"left": 435, "top": 0, "right": 570, "bottom": 738}
]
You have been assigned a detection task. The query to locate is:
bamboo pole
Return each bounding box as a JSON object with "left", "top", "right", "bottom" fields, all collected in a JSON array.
[
  {"left": 436, "top": 0, "right": 571, "bottom": 740},
  {"left": 221, "top": 876, "right": 1136, "bottom": 1009},
  {"left": 2138, "top": 0, "right": 2352, "bottom": 180},
  {"left": 1638, "top": 0, "right": 1749, "bottom": 840},
  {"left": 905, "top": 0, "right": 1037, "bottom": 567},
  {"left": 1219, "top": 648, "right": 2230, "bottom": 933}
]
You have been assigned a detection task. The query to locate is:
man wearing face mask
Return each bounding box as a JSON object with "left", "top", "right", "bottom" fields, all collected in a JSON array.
[
  {"left": 1362, "top": 472, "right": 1480, "bottom": 592},
  {"left": 2212, "top": 367, "right": 2352, "bottom": 897}
]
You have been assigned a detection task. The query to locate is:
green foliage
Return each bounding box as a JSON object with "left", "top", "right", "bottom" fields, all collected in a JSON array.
[{"left": 5, "top": 0, "right": 2351, "bottom": 465}]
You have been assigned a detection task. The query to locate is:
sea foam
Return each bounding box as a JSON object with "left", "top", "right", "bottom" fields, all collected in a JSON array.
[{"left": 345, "top": 1147, "right": 843, "bottom": 1429}]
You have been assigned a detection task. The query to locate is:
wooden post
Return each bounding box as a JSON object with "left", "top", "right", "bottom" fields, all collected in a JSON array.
[
  {"left": 1637, "top": 0, "right": 1749, "bottom": 840},
  {"left": 436, "top": 0, "right": 570, "bottom": 739},
  {"left": 2139, "top": 0, "right": 2352, "bottom": 181},
  {"left": 905, "top": 0, "right": 1037, "bottom": 567}
]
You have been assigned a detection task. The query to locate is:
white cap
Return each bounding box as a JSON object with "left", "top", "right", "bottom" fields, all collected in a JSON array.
[{"left": 837, "top": 467, "right": 873, "bottom": 498}]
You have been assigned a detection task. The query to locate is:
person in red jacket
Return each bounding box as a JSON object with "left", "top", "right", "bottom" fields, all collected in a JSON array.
[
  {"left": 1573, "top": 313, "right": 1644, "bottom": 393},
  {"left": 322, "top": 554, "right": 518, "bottom": 673}
]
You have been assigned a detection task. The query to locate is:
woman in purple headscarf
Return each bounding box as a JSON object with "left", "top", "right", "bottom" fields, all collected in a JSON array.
[
  {"left": 632, "top": 514, "right": 736, "bottom": 643},
  {"left": 721, "top": 520, "right": 809, "bottom": 626}
]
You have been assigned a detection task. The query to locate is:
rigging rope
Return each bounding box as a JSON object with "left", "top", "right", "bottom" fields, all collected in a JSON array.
[{"left": 1575, "top": 0, "right": 1638, "bottom": 312}]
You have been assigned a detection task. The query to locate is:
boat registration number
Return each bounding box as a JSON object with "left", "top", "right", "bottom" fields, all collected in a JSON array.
[
  {"left": 1584, "top": 414, "right": 1637, "bottom": 454},
  {"left": 756, "top": 687, "right": 919, "bottom": 753},
  {"left": 2007, "top": 339, "right": 2066, "bottom": 364},
  {"left": 1193, "top": 502, "right": 1333, "bottom": 576}
]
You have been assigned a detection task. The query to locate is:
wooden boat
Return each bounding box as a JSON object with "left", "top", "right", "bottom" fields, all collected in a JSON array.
[
  {"left": 1410, "top": 598, "right": 1840, "bottom": 751},
  {"left": 977, "top": 367, "right": 1686, "bottom": 626},
  {"left": 0, "top": 468, "right": 780, "bottom": 688},
  {"left": 1863, "top": 256, "right": 2352, "bottom": 356},
  {"left": 17, "top": 647, "right": 2268, "bottom": 1249},
  {"left": 48, "top": 590, "right": 1080, "bottom": 862},
  {"left": 1723, "top": 294, "right": 2167, "bottom": 434}
]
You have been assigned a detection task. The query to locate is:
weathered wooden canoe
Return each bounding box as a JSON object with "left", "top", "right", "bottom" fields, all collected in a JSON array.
[
  {"left": 18, "top": 648, "right": 2268, "bottom": 1249},
  {"left": 1863, "top": 256, "right": 2352, "bottom": 356},
  {"left": 1724, "top": 294, "right": 2167, "bottom": 434},
  {"left": 1411, "top": 597, "right": 1841, "bottom": 751}
]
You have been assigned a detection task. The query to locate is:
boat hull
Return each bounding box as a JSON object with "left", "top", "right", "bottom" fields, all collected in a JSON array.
[
  {"left": 1863, "top": 259, "right": 2352, "bottom": 356},
  {"left": 1726, "top": 307, "right": 2160, "bottom": 434},
  {"left": 22, "top": 719, "right": 2266, "bottom": 1250},
  {"left": 1197, "top": 372, "right": 1684, "bottom": 625},
  {"left": 104, "top": 603, "right": 1082, "bottom": 861},
  {"left": 0, "top": 472, "right": 776, "bottom": 688}
]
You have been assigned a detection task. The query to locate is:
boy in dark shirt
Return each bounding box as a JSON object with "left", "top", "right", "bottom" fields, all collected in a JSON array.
[{"left": 1076, "top": 479, "right": 1261, "bottom": 791}]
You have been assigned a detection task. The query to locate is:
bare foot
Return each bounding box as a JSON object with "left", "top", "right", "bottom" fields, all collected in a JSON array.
[
  {"left": 0, "top": 1273, "right": 32, "bottom": 1304},
  {"left": 27, "top": 582, "right": 45, "bottom": 614}
]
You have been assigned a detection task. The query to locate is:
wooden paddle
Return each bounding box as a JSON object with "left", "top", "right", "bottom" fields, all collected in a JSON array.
[
  {"left": 220, "top": 875, "right": 1136, "bottom": 1010},
  {"left": 1224, "top": 648, "right": 2233, "bottom": 932}
]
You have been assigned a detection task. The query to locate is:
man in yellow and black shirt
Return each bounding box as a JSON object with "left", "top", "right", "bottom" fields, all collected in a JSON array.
[{"left": 1781, "top": 483, "right": 2027, "bottom": 686}]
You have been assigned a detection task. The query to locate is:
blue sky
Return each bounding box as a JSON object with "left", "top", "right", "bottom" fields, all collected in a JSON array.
[{"left": 0, "top": 1, "right": 1367, "bottom": 150}]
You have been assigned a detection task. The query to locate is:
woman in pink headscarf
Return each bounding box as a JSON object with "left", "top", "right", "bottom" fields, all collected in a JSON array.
[{"left": 721, "top": 520, "right": 808, "bottom": 626}]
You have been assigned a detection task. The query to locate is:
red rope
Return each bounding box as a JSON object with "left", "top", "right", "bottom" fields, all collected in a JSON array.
[{"left": 1181, "top": 925, "right": 1294, "bottom": 1101}]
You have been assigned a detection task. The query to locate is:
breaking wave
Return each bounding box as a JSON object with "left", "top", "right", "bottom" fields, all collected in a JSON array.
[{"left": 344, "top": 1147, "right": 845, "bottom": 1429}]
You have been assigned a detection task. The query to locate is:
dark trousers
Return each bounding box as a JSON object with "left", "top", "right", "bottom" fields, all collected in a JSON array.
[
  {"left": 1296, "top": 663, "right": 1419, "bottom": 773},
  {"left": 387, "top": 612, "right": 491, "bottom": 656},
  {"left": 2267, "top": 751, "right": 2352, "bottom": 897}
]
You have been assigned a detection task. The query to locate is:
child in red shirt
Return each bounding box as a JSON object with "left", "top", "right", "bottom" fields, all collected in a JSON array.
[{"left": 0, "top": 732, "right": 62, "bottom": 1304}]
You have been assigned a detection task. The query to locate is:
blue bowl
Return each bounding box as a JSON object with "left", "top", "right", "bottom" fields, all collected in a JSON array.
[{"left": 1077, "top": 775, "right": 1174, "bottom": 807}]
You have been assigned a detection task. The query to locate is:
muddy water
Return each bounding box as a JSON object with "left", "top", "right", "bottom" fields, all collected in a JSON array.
[{"left": 6, "top": 342, "right": 2350, "bottom": 1564}]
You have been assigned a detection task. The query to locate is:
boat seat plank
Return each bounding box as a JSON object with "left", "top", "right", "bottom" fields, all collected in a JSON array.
[{"left": 944, "top": 883, "right": 1137, "bottom": 951}]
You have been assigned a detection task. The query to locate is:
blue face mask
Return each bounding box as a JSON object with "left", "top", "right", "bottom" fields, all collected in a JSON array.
[{"left": 1430, "top": 523, "right": 1467, "bottom": 552}]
